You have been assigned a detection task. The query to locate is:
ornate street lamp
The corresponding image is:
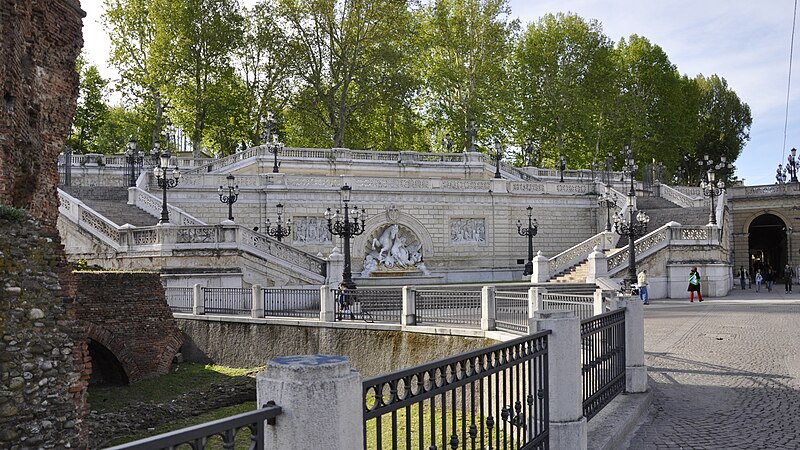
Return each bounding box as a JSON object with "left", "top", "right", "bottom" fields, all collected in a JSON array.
[
  {"left": 787, "top": 147, "right": 799, "bottom": 182},
  {"left": 153, "top": 122, "right": 181, "bottom": 225},
  {"left": 441, "top": 133, "right": 453, "bottom": 151},
  {"left": 124, "top": 136, "right": 143, "bottom": 187},
  {"left": 597, "top": 185, "right": 618, "bottom": 232},
  {"left": 523, "top": 138, "right": 537, "bottom": 167},
  {"left": 265, "top": 203, "right": 292, "bottom": 242},
  {"left": 325, "top": 185, "right": 367, "bottom": 289},
  {"left": 217, "top": 174, "right": 240, "bottom": 221},
  {"left": 516, "top": 206, "right": 538, "bottom": 276},
  {"left": 700, "top": 169, "right": 725, "bottom": 226},
  {"left": 777, "top": 164, "right": 788, "bottom": 184},
  {"left": 558, "top": 152, "right": 566, "bottom": 183},
  {"left": 494, "top": 141, "right": 503, "bottom": 179},
  {"left": 466, "top": 118, "right": 477, "bottom": 153},
  {"left": 613, "top": 147, "right": 649, "bottom": 293},
  {"left": 674, "top": 165, "right": 687, "bottom": 185},
  {"left": 260, "top": 111, "right": 283, "bottom": 173}
]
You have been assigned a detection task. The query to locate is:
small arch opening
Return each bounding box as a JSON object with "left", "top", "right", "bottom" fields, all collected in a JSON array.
[
  {"left": 748, "top": 214, "right": 787, "bottom": 275},
  {"left": 88, "top": 339, "right": 129, "bottom": 386}
]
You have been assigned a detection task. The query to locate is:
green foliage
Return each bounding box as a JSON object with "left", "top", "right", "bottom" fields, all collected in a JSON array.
[
  {"left": 67, "top": 56, "right": 110, "bottom": 153},
  {"left": 0, "top": 204, "right": 26, "bottom": 221}
]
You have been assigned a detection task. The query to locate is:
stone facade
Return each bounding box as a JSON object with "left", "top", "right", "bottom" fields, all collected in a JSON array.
[{"left": 72, "top": 272, "right": 184, "bottom": 383}]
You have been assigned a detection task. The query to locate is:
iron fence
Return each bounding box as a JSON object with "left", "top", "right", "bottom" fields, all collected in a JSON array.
[
  {"left": 495, "top": 290, "right": 529, "bottom": 333},
  {"left": 165, "top": 287, "right": 193, "bottom": 313},
  {"left": 415, "top": 289, "right": 482, "bottom": 327},
  {"left": 540, "top": 293, "right": 595, "bottom": 321},
  {"left": 580, "top": 308, "right": 626, "bottom": 421},
  {"left": 363, "top": 331, "right": 550, "bottom": 450},
  {"left": 263, "top": 288, "right": 320, "bottom": 318},
  {"left": 104, "top": 403, "right": 282, "bottom": 450},
  {"left": 203, "top": 287, "right": 252, "bottom": 315},
  {"left": 335, "top": 288, "right": 403, "bottom": 323}
]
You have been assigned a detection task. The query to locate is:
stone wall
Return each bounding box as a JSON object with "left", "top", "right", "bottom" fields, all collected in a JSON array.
[
  {"left": 73, "top": 272, "right": 184, "bottom": 383},
  {"left": 0, "top": 0, "right": 84, "bottom": 230},
  {"left": 0, "top": 211, "right": 88, "bottom": 449}
]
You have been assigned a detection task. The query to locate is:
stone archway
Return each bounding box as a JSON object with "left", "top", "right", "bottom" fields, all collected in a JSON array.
[
  {"left": 747, "top": 213, "right": 787, "bottom": 275},
  {"left": 87, "top": 339, "right": 129, "bottom": 386}
]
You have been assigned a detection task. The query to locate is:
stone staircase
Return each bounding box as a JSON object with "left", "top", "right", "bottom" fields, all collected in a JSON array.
[
  {"left": 616, "top": 195, "right": 709, "bottom": 248},
  {"left": 551, "top": 249, "right": 615, "bottom": 283},
  {"left": 60, "top": 186, "right": 159, "bottom": 227}
]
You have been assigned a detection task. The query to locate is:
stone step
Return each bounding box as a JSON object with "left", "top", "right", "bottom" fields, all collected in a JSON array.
[
  {"left": 62, "top": 186, "right": 158, "bottom": 227},
  {"left": 617, "top": 206, "right": 709, "bottom": 248}
]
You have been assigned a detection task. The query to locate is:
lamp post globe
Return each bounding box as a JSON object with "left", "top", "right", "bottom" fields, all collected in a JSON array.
[{"left": 266, "top": 203, "right": 292, "bottom": 242}]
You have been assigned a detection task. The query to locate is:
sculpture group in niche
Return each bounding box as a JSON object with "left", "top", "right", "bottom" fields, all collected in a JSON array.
[{"left": 362, "top": 224, "right": 429, "bottom": 276}]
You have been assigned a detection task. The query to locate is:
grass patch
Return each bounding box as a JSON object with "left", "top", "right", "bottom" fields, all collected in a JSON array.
[
  {"left": 0, "top": 204, "right": 25, "bottom": 221},
  {"left": 104, "top": 401, "right": 258, "bottom": 448},
  {"left": 89, "top": 362, "right": 259, "bottom": 413}
]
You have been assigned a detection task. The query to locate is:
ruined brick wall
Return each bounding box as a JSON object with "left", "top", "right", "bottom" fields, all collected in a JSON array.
[
  {"left": 0, "top": 0, "right": 84, "bottom": 230},
  {"left": 0, "top": 212, "right": 88, "bottom": 449},
  {"left": 73, "top": 272, "right": 184, "bottom": 383}
]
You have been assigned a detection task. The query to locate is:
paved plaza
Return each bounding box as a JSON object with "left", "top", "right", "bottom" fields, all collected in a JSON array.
[{"left": 624, "top": 287, "right": 800, "bottom": 449}]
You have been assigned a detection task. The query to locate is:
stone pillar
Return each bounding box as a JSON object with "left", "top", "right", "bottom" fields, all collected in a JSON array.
[
  {"left": 528, "top": 286, "right": 546, "bottom": 319},
  {"left": 320, "top": 286, "right": 335, "bottom": 322},
  {"left": 257, "top": 355, "right": 363, "bottom": 450},
  {"left": 251, "top": 284, "right": 264, "bottom": 318},
  {"left": 618, "top": 297, "right": 647, "bottom": 393},
  {"left": 592, "top": 289, "right": 605, "bottom": 316},
  {"left": 127, "top": 186, "right": 137, "bottom": 205},
  {"left": 481, "top": 285, "right": 496, "bottom": 331},
  {"left": 402, "top": 286, "right": 416, "bottom": 326},
  {"left": 586, "top": 246, "right": 607, "bottom": 284},
  {"left": 530, "top": 251, "right": 550, "bottom": 283},
  {"left": 531, "top": 310, "right": 587, "bottom": 450},
  {"left": 192, "top": 284, "right": 204, "bottom": 315},
  {"left": 326, "top": 247, "right": 344, "bottom": 289}
]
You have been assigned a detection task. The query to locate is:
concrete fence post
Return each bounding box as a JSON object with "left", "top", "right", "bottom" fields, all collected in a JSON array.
[
  {"left": 480, "top": 285, "right": 496, "bottom": 331},
  {"left": 402, "top": 286, "right": 416, "bottom": 326},
  {"left": 531, "top": 310, "right": 587, "bottom": 450},
  {"left": 528, "top": 286, "right": 546, "bottom": 319},
  {"left": 592, "top": 289, "right": 605, "bottom": 316},
  {"left": 251, "top": 284, "right": 264, "bottom": 318},
  {"left": 325, "top": 247, "right": 345, "bottom": 289},
  {"left": 618, "top": 296, "right": 647, "bottom": 393},
  {"left": 586, "top": 246, "right": 608, "bottom": 284},
  {"left": 320, "top": 285, "right": 335, "bottom": 322},
  {"left": 530, "top": 251, "right": 550, "bottom": 283},
  {"left": 257, "top": 355, "right": 363, "bottom": 449},
  {"left": 192, "top": 284, "right": 204, "bottom": 315}
]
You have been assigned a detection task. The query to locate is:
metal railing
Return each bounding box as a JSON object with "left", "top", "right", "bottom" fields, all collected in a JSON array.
[
  {"left": 580, "top": 309, "right": 626, "bottom": 421},
  {"left": 415, "top": 289, "right": 481, "bottom": 327},
  {"left": 263, "top": 288, "right": 320, "bottom": 318},
  {"left": 495, "top": 290, "right": 529, "bottom": 334},
  {"left": 362, "top": 331, "right": 550, "bottom": 450},
  {"left": 203, "top": 287, "right": 252, "bottom": 315},
  {"left": 104, "top": 403, "right": 282, "bottom": 450},
  {"left": 540, "top": 293, "right": 596, "bottom": 321},
  {"left": 335, "top": 288, "right": 403, "bottom": 323},
  {"left": 165, "top": 287, "right": 193, "bottom": 313}
]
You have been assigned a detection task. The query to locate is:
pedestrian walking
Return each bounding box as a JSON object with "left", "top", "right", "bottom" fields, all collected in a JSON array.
[
  {"left": 766, "top": 268, "right": 775, "bottom": 293},
  {"left": 745, "top": 269, "right": 751, "bottom": 289},
  {"left": 784, "top": 264, "right": 795, "bottom": 293},
  {"left": 739, "top": 266, "right": 746, "bottom": 290},
  {"left": 637, "top": 269, "right": 649, "bottom": 305},
  {"left": 688, "top": 266, "right": 703, "bottom": 302},
  {"left": 755, "top": 269, "right": 763, "bottom": 292}
]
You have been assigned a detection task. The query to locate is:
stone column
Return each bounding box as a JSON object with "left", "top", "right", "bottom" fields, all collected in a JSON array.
[
  {"left": 586, "top": 245, "right": 607, "bottom": 284},
  {"left": 192, "top": 284, "right": 204, "bottom": 315},
  {"left": 618, "top": 297, "right": 647, "bottom": 393},
  {"left": 530, "top": 251, "right": 550, "bottom": 283},
  {"left": 251, "top": 284, "right": 264, "bottom": 318},
  {"left": 326, "top": 247, "right": 345, "bottom": 289},
  {"left": 481, "top": 285, "right": 496, "bottom": 331},
  {"left": 402, "top": 286, "right": 416, "bottom": 326},
  {"left": 531, "top": 310, "right": 587, "bottom": 450},
  {"left": 257, "top": 355, "right": 363, "bottom": 449},
  {"left": 319, "top": 285, "right": 335, "bottom": 322}
]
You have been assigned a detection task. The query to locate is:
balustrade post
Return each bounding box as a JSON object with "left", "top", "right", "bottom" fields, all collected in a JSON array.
[
  {"left": 257, "top": 355, "right": 363, "bottom": 449},
  {"left": 586, "top": 245, "right": 608, "bottom": 284},
  {"left": 531, "top": 250, "right": 550, "bottom": 283},
  {"left": 480, "top": 285, "right": 496, "bottom": 331},
  {"left": 192, "top": 284, "right": 204, "bottom": 315},
  {"left": 531, "top": 310, "right": 587, "bottom": 450},
  {"left": 402, "top": 286, "right": 416, "bottom": 326},
  {"left": 592, "top": 289, "right": 605, "bottom": 316},
  {"left": 251, "top": 284, "right": 264, "bottom": 318},
  {"left": 320, "top": 285, "right": 335, "bottom": 322},
  {"left": 325, "top": 247, "right": 344, "bottom": 290},
  {"left": 127, "top": 186, "right": 137, "bottom": 205},
  {"left": 618, "top": 296, "right": 647, "bottom": 393},
  {"left": 528, "top": 286, "right": 546, "bottom": 318}
]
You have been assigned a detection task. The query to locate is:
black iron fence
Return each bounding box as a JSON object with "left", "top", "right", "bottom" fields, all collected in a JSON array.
[
  {"left": 335, "top": 288, "right": 403, "bottom": 323},
  {"left": 495, "top": 290, "right": 529, "bottom": 333},
  {"left": 164, "top": 287, "right": 193, "bottom": 313},
  {"left": 203, "top": 287, "right": 252, "bottom": 315},
  {"left": 580, "top": 308, "right": 626, "bottom": 420},
  {"left": 104, "top": 403, "right": 282, "bottom": 450},
  {"left": 362, "top": 331, "right": 550, "bottom": 450},
  {"left": 415, "top": 289, "right": 481, "bottom": 327},
  {"left": 263, "top": 288, "right": 320, "bottom": 318}
]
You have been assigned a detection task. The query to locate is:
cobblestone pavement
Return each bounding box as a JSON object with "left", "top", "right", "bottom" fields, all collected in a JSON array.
[{"left": 624, "top": 289, "right": 800, "bottom": 449}]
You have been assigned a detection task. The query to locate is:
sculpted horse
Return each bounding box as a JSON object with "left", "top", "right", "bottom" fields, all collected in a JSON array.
[{"left": 372, "top": 224, "right": 399, "bottom": 259}]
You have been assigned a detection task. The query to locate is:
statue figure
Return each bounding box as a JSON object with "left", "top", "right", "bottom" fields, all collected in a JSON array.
[
  {"left": 372, "top": 224, "right": 398, "bottom": 259},
  {"left": 363, "top": 224, "right": 426, "bottom": 276}
]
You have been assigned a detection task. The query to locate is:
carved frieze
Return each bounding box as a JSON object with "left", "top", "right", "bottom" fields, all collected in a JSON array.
[{"left": 451, "top": 218, "right": 486, "bottom": 244}]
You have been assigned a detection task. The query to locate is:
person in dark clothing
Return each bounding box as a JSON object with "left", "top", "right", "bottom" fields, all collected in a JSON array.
[
  {"left": 784, "top": 264, "right": 795, "bottom": 294},
  {"left": 739, "top": 266, "right": 746, "bottom": 290},
  {"left": 765, "top": 268, "right": 775, "bottom": 293},
  {"left": 688, "top": 266, "right": 703, "bottom": 302}
]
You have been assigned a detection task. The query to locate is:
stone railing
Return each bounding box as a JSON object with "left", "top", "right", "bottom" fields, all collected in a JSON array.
[
  {"left": 549, "top": 232, "right": 617, "bottom": 277},
  {"left": 128, "top": 185, "right": 206, "bottom": 226},
  {"left": 58, "top": 190, "right": 122, "bottom": 247},
  {"left": 238, "top": 227, "right": 327, "bottom": 277},
  {"left": 659, "top": 183, "right": 705, "bottom": 208},
  {"left": 59, "top": 152, "right": 213, "bottom": 169}
]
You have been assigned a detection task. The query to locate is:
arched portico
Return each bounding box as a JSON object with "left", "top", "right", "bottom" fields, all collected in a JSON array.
[{"left": 746, "top": 213, "right": 789, "bottom": 275}]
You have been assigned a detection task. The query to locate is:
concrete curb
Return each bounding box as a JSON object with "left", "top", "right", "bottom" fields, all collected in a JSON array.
[{"left": 587, "top": 390, "right": 652, "bottom": 450}]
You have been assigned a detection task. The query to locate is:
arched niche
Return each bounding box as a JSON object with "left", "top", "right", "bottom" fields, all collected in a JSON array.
[{"left": 746, "top": 212, "right": 788, "bottom": 274}]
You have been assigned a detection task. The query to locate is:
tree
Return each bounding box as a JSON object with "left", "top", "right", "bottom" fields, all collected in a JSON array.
[
  {"left": 512, "top": 13, "right": 616, "bottom": 168},
  {"left": 68, "top": 57, "right": 109, "bottom": 153}
]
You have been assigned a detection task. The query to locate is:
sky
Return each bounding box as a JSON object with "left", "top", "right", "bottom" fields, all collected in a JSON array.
[{"left": 79, "top": 0, "right": 799, "bottom": 186}]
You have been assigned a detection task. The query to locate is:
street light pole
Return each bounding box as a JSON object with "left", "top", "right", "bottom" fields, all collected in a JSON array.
[
  {"left": 517, "top": 206, "right": 538, "bottom": 276},
  {"left": 597, "top": 185, "right": 618, "bottom": 232},
  {"left": 325, "top": 185, "right": 367, "bottom": 289},
  {"left": 494, "top": 141, "right": 503, "bottom": 179},
  {"left": 124, "top": 137, "right": 143, "bottom": 187},
  {"left": 466, "top": 118, "right": 477, "bottom": 153},
  {"left": 260, "top": 111, "right": 283, "bottom": 173},
  {"left": 613, "top": 147, "right": 649, "bottom": 293},
  {"left": 558, "top": 152, "right": 566, "bottom": 182},
  {"left": 265, "top": 203, "right": 292, "bottom": 242},
  {"left": 700, "top": 169, "right": 724, "bottom": 225},
  {"left": 153, "top": 123, "right": 181, "bottom": 225},
  {"left": 217, "top": 174, "right": 240, "bottom": 221},
  {"left": 787, "top": 147, "right": 799, "bottom": 182}
]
